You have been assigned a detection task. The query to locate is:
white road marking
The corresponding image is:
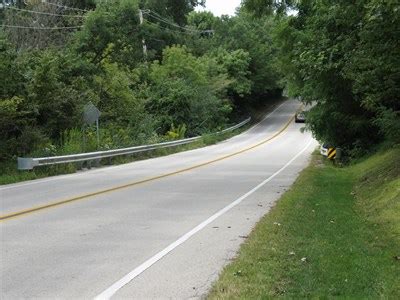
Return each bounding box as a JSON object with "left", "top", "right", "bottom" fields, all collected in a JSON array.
[{"left": 94, "top": 138, "right": 314, "bottom": 300}]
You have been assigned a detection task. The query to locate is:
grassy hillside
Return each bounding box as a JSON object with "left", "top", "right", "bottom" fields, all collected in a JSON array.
[{"left": 209, "top": 145, "right": 400, "bottom": 298}]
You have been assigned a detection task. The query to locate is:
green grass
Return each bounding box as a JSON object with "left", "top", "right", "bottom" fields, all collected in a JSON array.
[{"left": 209, "top": 146, "right": 400, "bottom": 299}]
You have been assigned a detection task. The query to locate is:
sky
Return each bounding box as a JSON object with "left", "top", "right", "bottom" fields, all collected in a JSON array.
[{"left": 195, "top": 0, "right": 242, "bottom": 17}]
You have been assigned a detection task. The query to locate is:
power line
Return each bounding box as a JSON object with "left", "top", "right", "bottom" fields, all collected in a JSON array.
[
  {"left": 5, "top": 6, "right": 87, "bottom": 18},
  {"left": 1, "top": 24, "right": 83, "bottom": 30},
  {"left": 144, "top": 19, "right": 198, "bottom": 35},
  {"left": 148, "top": 37, "right": 166, "bottom": 43},
  {"left": 143, "top": 10, "right": 213, "bottom": 34},
  {"left": 143, "top": 11, "right": 198, "bottom": 33},
  {"left": 149, "top": 10, "right": 214, "bottom": 35},
  {"left": 145, "top": 11, "right": 205, "bottom": 33},
  {"left": 40, "top": 1, "right": 90, "bottom": 13}
]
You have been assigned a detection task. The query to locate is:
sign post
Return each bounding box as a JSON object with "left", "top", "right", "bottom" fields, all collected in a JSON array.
[
  {"left": 83, "top": 102, "right": 101, "bottom": 147},
  {"left": 328, "top": 147, "right": 337, "bottom": 160}
]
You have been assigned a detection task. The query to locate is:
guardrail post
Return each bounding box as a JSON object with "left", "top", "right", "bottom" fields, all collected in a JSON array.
[
  {"left": 335, "top": 148, "right": 342, "bottom": 165},
  {"left": 18, "top": 158, "right": 37, "bottom": 170},
  {"left": 95, "top": 158, "right": 101, "bottom": 168},
  {"left": 335, "top": 148, "right": 342, "bottom": 160}
]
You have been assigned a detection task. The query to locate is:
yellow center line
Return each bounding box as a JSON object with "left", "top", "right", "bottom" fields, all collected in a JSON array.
[{"left": 0, "top": 114, "right": 296, "bottom": 222}]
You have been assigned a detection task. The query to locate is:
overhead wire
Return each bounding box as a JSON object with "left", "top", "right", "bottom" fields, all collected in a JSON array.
[
  {"left": 40, "top": 1, "right": 90, "bottom": 12},
  {"left": 2, "top": 6, "right": 211, "bottom": 34},
  {"left": 5, "top": 6, "right": 87, "bottom": 18},
  {"left": 148, "top": 37, "right": 166, "bottom": 42},
  {"left": 143, "top": 11, "right": 198, "bottom": 33},
  {"left": 2, "top": 3, "right": 86, "bottom": 31},
  {"left": 1, "top": 24, "right": 83, "bottom": 30},
  {"left": 144, "top": 19, "right": 198, "bottom": 36},
  {"left": 145, "top": 11, "right": 209, "bottom": 34},
  {"left": 142, "top": 10, "right": 213, "bottom": 34}
]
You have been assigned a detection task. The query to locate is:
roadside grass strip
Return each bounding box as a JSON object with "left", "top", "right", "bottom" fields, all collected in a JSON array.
[{"left": 209, "top": 147, "right": 400, "bottom": 298}]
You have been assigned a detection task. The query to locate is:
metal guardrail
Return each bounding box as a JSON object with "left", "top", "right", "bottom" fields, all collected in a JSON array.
[{"left": 18, "top": 117, "right": 251, "bottom": 170}]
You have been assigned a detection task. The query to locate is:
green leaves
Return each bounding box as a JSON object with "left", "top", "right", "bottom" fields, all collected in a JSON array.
[
  {"left": 0, "top": 0, "right": 285, "bottom": 162},
  {"left": 147, "top": 46, "right": 231, "bottom": 136},
  {"left": 74, "top": 0, "right": 143, "bottom": 66},
  {"left": 211, "top": 48, "right": 252, "bottom": 98},
  {"left": 273, "top": 0, "right": 399, "bottom": 152}
]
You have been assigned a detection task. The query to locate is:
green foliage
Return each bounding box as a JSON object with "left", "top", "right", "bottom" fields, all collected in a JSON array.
[
  {"left": 59, "top": 128, "right": 96, "bottom": 155},
  {"left": 210, "top": 48, "right": 252, "bottom": 98},
  {"left": 166, "top": 123, "right": 187, "bottom": 140},
  {"left": 0, "top": 35, "right": 25, "bottom": 99},
  {"left": 243, "top": 0, "right": 297, "bottom": 16},
  {"left": 187, "top": 10, "right": 217, "bottom": 31},
  {"left": 184, "top": 10, "right": 283, "bottom": 115},
  {"left": 213, "top": 12, "right": 283, "bottom": 100},
  {"left": 270, "top": 1, "right": 399, "bottom": 152},
  {"left": 0, "top": 38, "right": 44, "bottom": 160},
  {"left": 0, "top": 95, "right": 49, "bottom": 160},
  {"left": 27, "top": 50, "right": 90, "bottom": 139},
  {"left": 140, "top": 0, "right": 204, "bottom": 25},
  {"left": 94, "top": 61, "right": 139, "bottom": 123},
  {"left": 147, "top": 46, "right": 232, "bottom": 136},
  {"left": 373, "top": 108, "right": 400, "bottom": 144},
  {"left": 1, "top": 0, "right": 283, "bottom": 171},
  {"left": 68, "top": 0, "right": 96, "bottom": 10},
  {"left": 74, "top": 0, "right": 144, "bottom": 66}
]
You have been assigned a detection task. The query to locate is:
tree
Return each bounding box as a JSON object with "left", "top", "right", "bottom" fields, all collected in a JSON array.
[
  {"left": 213, "top": 12, "right": 282, "bottom": 100},
  {"left": 247, "top": 0, "right": 399, "bottom": 151},
  {"left": 73, "top": 0, "right": 144, "bottom": 67},
  {"left": 2, "top": 0, "right": 86, "bottom": 50},
  {"left": 68, "top": 0, "right": 96, "bottom": 10},
  {"left": 243, "top": 0, "right": 298, "bottom": 16},
  {"left": 0, "top": 37, "right": 43, "bottom": 159},
  {"left": 140, "top": 0, "right": 204, "bottom": 25},
  {"left": 345, "top": 0, "right": 400, "bottom": 142},
  {"left": 147, "top": 46, "right": 231, "bottom": 136},
  {"left": 209, "top": 48, "right": 252, "bottom": 99},
  {"left": 187, "top": 10, "right": 217, "bottom": 31}
]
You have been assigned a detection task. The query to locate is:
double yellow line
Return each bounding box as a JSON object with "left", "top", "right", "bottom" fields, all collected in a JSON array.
[{"left": 0, "top": 114, "right": 295, "bottom": 222}]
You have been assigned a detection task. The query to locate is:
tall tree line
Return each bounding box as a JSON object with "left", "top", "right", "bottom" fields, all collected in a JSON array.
[
  {"left": 245, "top": 0, "right": 400, "bottom": 154},
  {"left": 0, "top": 0, "right": 282, "bottom": 161}
]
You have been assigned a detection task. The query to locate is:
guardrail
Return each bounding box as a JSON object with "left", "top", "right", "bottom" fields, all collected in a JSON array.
[{"left": 18, "top": 117, "right": 251, "bottom": 170}]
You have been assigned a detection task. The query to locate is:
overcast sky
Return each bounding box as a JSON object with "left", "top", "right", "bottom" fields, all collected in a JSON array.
[{"left": 195, "top": 0, "right": 242, "bottom": 16}]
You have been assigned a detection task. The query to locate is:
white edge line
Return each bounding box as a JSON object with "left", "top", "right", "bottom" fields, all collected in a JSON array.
[
  {"left": 94, "top": 137, "right": 314, "bottom": 300},
  {"left": 0, "top": 101, "right": 292, "bottom": 192}
]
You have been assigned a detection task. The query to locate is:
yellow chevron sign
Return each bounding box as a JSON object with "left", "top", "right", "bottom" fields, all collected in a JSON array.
[{"left": 328, "top": 148, "right": 336, "bottom": 159}]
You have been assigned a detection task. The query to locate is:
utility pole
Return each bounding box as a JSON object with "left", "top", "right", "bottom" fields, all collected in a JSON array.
[{"left": 139, "top": 9, "right": 147, "bottom": 60}]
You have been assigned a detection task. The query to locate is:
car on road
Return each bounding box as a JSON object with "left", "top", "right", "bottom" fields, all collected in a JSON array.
[
  {"left": 295, "top": 111, "right": 306, "bottom": 123},
  {"left": 320, "top": 143, "right": 332, "bottom": 156}
]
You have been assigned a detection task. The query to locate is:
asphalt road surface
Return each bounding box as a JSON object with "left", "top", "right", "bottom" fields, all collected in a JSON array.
[{"left": 0, "top": 99, "right": 317, "bottom": 299}]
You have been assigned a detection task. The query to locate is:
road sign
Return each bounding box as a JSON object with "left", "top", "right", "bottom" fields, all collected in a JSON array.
[
  {"left": 328, "top": 148, "right": 336, "bottom": 160},
  {"left": 83, "top": 102, "right": 101, "bottom": 146},
  {"left": 83, "top": 102, "right": 101, "bottom": 125}
]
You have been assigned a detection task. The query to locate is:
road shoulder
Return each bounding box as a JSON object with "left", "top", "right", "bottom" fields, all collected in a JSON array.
[{"left": 208, "top": 148, "right": 400, "bottom": 298}]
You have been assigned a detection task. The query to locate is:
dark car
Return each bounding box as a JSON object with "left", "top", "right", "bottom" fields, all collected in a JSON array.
[{"left": 295, "top": 111, "right": 306, "bottom": 123}]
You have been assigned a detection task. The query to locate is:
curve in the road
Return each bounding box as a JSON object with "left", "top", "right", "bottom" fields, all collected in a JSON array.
[{"left": 0, "top": 104, "right": 295, "bottom": 223}]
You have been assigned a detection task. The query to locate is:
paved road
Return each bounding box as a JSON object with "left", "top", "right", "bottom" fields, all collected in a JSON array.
[{"left": 0, "top": 100, "right": 317, "bottom": 299}]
